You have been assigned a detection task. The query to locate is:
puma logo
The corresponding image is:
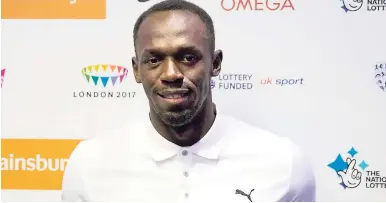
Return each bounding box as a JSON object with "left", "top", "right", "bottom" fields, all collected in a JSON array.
[{"left": 235, "top": 189, "right": 254, "bottom": 202}]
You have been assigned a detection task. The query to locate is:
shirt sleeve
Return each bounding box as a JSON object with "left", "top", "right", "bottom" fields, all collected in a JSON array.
[
  {"left": 61, "top": 141, "right": 88, "bottom": 202},
  {"left": 281, "top": 144, "right": 316, "bottom": 202}
]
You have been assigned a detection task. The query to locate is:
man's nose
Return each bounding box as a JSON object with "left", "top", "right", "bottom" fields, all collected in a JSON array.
[{"left": 160, "top": 58, "right": 184, "bottom": 82}]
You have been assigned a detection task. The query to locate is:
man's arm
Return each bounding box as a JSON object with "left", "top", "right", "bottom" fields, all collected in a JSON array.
[
  {"left": 62, "top": 142, "right": 87, "bottom": 202},
  {"left": 281, "top": 144, "right": 316, "bottom": 202}
]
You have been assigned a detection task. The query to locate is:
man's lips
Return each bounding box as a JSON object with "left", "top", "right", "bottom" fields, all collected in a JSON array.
[
  {"left": 156, "top": 89, "right": 192, "bottom": 105},
  {"left": 157, "top": 89, "right": 190, "bottom": 99}
]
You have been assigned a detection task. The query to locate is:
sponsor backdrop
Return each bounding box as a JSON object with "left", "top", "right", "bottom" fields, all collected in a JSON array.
[{"left": 1, "top": 0, "right": 386, "bottom": 201}]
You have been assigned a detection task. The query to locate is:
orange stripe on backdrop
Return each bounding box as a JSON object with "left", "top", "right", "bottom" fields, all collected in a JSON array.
[
  {"left": 1, "top": 0, "right": 106, "bottom": 19},
  {"left": 1, "top": 139, "right": 82, "bottom": 190}
]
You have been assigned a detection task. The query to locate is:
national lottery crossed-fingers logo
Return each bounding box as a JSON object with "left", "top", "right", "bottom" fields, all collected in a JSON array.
[
  {"left": 210, "top": 79, "right": 216, "bottom": 89},
  {"left": 375, "top": 62, "right": 386, "bottom": 92},
  {"left": 341, "top": 0, "right": 363, "bottom": 12},
  {"left": 82, "top": 64, "right": 128, "bottom": 88},
  {"left": 328, "top": 147, "right": 369, "bottom": 189},
  {"left": 340, "top": 0, "right": 386, "bottom": 12}
]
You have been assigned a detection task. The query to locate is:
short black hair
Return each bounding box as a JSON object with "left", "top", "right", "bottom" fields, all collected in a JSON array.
[{"left": 133, "top": 0, "right": 215, "bottom": 55}]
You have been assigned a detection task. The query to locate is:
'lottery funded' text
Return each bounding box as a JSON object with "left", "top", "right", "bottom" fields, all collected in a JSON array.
[{"left": 212, "top": 74, "right": 253, "bottom": 90}]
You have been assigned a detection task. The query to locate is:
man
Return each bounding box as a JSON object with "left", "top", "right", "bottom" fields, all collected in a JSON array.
[{"left": 62, "top": 0, "right": 316, "bottom": 202}]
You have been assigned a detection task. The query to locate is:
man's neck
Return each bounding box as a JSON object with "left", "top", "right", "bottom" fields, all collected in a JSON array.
[{"left": 149, "top": 99, "right": 217, "bottom": 147}]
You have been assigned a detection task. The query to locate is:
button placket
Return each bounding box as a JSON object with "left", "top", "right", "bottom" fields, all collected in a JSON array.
[
  {"left": 183, "top": 171, "right": 189, "bottom": 177},
  {"left": 180, "top": 148, "right": 192, "bottom": 201},
  {"left": 180, "top": 149, "right": 193, "bottom": 172}
]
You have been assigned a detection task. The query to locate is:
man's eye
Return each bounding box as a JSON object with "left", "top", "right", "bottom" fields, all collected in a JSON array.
[
  {"left": 182, "top": 55, "right": 197, "bottom": 63},
  {"left": 146, "top": 57, "right": 160, "bottom": 64}
]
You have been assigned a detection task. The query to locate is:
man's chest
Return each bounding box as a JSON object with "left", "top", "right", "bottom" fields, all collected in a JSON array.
[{"left": 83, "top": 159, "right": 291, "bottom": 202}]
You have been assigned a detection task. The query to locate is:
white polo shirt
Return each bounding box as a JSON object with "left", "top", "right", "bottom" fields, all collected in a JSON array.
[{"left": 62, "top": 113, "right": 315, "bottom": 202}]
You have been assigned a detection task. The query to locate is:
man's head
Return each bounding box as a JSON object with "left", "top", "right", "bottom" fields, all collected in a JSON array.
[{"left": 132, "top": 0, "right": 223, "bottom": 127}]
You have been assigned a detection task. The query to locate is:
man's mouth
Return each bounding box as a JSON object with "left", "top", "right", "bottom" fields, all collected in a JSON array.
[
  {"left": 157, "top": 89, "right": 191, "bottom": 104},
  {"left": 159, "top": 93, "right": 188, "bottom": 99}
]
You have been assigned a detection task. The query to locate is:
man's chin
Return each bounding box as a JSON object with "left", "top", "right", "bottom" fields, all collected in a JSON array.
[{"left": 159, "top": 110, "right": 194, "bottom": 127}]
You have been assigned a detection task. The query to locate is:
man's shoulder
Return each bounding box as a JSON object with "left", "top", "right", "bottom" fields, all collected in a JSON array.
[
  {"left": 219, "top": 115, "right": 307, "bottom": 172},
  {"left": 220, "top": 115, "right": 295, "bottom": 155},
  {"left": 69, "top": 120, "right": 148, "bottom": 163}
]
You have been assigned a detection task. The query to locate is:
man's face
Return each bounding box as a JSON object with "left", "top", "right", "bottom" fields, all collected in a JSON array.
[{"left": 132, "top": 10, "right": 221, "bottom": 127}]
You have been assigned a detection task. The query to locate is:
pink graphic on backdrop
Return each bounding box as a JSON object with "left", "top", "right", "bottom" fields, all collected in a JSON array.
[{"left": 1, "top": 69, "right": 5, "bottom": 88}]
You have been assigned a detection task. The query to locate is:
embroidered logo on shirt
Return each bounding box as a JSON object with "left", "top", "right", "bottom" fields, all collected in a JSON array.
[{"left": 235, "top": 189, "right": 254, "bottom": 202}]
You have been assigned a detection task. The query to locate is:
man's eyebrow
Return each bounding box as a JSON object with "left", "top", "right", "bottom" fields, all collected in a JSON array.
[
  {"left": 141, "top": 46, "right": 203, "bottom": 56},
  {"left": 177, "top": 46, "right": 202, "bottom": 54},
  {"left": 141, "top": 48, "right": 163, "bottom": 56}
]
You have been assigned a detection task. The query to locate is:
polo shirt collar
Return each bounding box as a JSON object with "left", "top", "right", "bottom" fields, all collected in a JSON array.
[{"left": 145, "top": 111, "right": 225, "bottom": 162}]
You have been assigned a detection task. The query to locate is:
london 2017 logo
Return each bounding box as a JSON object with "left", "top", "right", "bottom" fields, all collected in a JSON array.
[
  {"left": 73, "top": 64, "right": 136, "bottom": 99},
  {"left": 82, "top": 64, "right": 128, "bottom": 88},
  {"left": 375, "top": 62, "right": 386, "bottom": 92}
]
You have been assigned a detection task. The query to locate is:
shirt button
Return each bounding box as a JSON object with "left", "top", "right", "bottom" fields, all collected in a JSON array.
[
  {"left": 182, "top": 150, "right": 188, "bottom": 156},
  {"left": 184, "top": 193, "right": 189, "bottom": 198},
  {"left": 183, "top": 171, "right": 189, "bottom": 177}
]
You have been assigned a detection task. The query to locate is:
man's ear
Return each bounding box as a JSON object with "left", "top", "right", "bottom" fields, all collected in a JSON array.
[
  {"left": 132, "top": 56, "right": 141, "bottom": 83},
  {"left": 211, "top": 50, "right": 223, "bottom": 77}
]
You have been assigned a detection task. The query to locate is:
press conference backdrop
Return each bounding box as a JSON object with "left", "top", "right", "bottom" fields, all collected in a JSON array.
[{"left": 1, "top": 0, "right": 386, "bottom": 201}]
